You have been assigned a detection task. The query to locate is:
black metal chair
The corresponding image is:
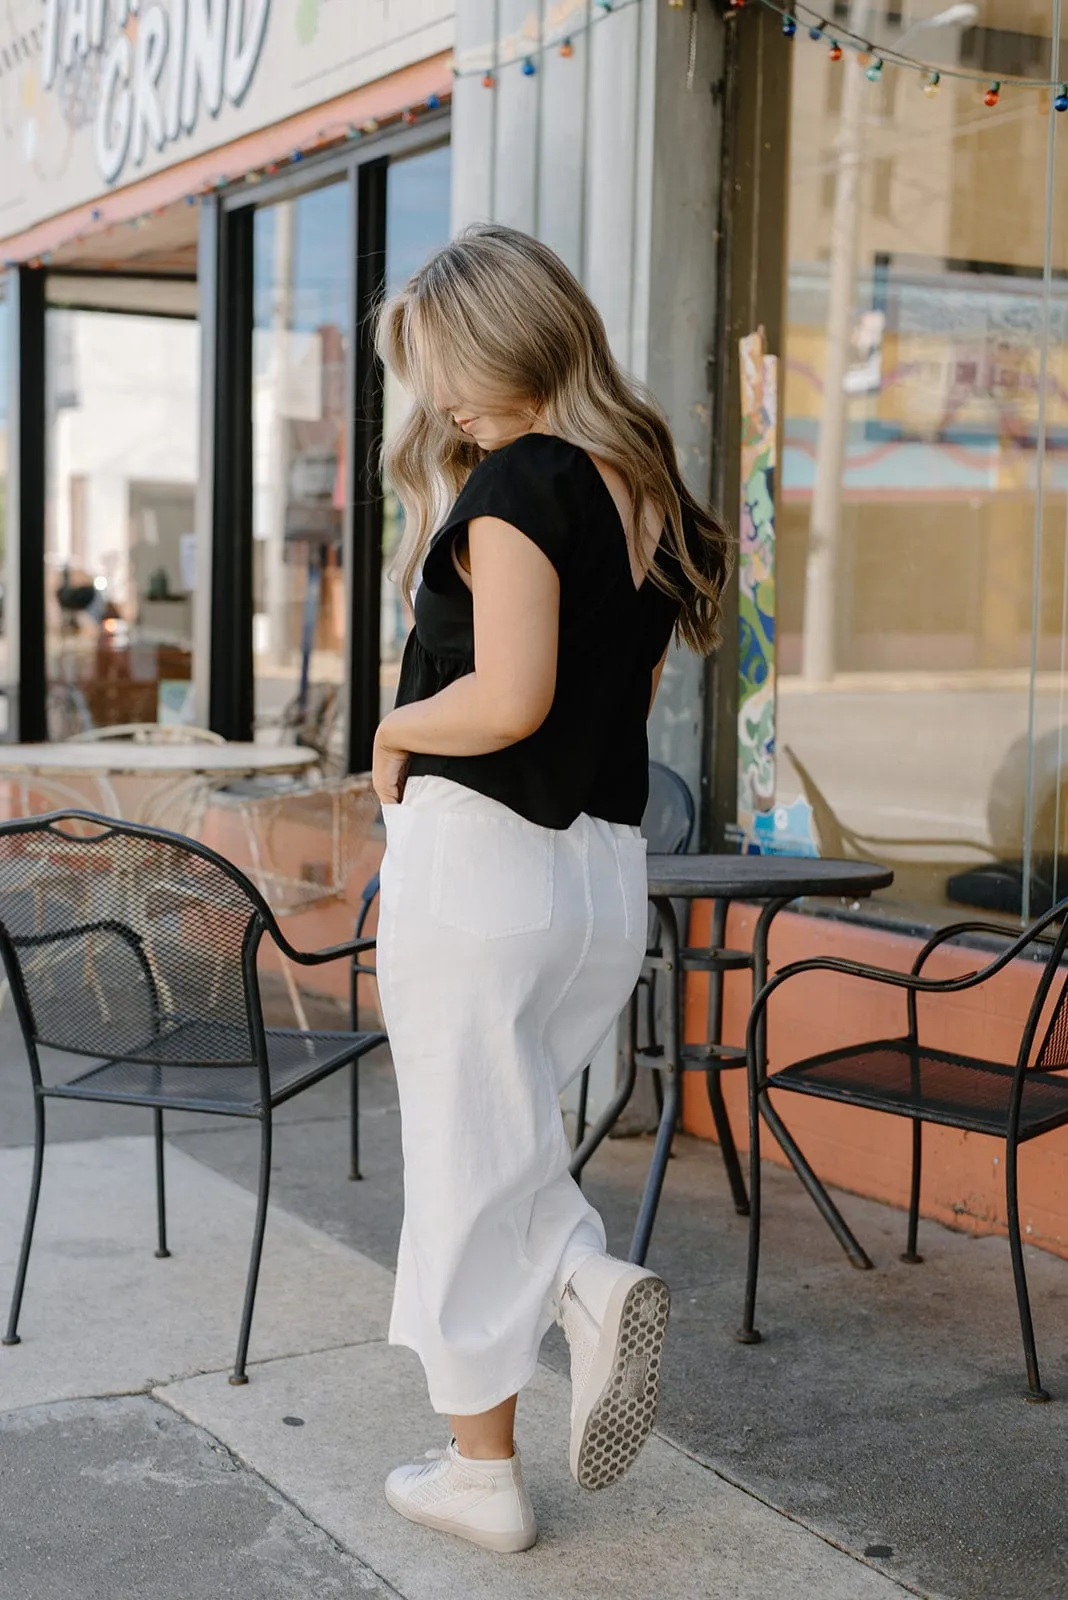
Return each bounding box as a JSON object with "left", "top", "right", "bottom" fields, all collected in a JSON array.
[
  {"left": 743, "top": 904, "right": 1068, "bottom": 1401},
  {"left": 348, "top": 869, "right": 381, "bottom": 1180},
  {"left": 568, "top": 763, "right": 751, "bottom": 1220},
  {"left": 0, "top": 811, "right": 384, "bottom": 1386},
  {"left": 572, "top": 760, "right": 697, "bottom": 1148}
]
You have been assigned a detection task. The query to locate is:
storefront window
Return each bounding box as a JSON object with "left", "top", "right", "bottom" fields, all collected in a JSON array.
[
  {"left": 380, "top": 142, "right": 452, "bottom": 719},
  {"left": 44, "top": 309, "right": 199, "bottom": 738},
  {"left": 0, "top": 279, "right": 9, "bottom": 717},
  {"left": 252, "top": 181, "right": 351, "bottom": 759},
  {"left": 766, "top": 1, "right": 1067, "bottom": 922}
]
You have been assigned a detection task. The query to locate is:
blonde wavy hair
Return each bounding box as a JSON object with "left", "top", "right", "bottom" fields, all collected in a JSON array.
[{"left": 377, "top": 223, "right": 733, "bottom": 654}]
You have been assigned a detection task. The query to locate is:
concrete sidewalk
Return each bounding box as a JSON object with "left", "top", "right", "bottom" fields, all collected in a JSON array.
[{"left": 0, "top": 1136, "right": 913, "bottom": 1600}]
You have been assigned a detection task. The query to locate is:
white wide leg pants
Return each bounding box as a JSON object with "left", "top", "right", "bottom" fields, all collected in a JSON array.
[{"left": 376, "top": 776, "right": 648, "bottom": 1416}]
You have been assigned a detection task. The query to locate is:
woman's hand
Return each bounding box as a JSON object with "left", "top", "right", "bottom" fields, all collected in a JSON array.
[{"left": 373, "top": 720, "right": 410, "bottom": 806}]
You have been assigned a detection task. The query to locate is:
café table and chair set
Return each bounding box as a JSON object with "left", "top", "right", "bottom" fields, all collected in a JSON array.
[{"left": 1, "top": 734, "right": 1067, "bottom": 1403}]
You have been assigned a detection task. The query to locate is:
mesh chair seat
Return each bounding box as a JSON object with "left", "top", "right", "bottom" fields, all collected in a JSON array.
[
  {"left": 770, "top": 1039, "right": 1068, "bottom": 1141},
  {"left": 47, "top": 1023, "right": 377, "bottom": 1114}
]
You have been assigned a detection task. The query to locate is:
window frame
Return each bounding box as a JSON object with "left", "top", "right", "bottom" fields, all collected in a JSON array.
[{"left": 200, "top": 111, "right": 450, "bottom": 772}]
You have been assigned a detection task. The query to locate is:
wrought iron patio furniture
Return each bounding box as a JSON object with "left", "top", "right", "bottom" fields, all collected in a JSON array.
[
  {"left": 65, "top": 722, "right": 227, "bottom": 835},
  {"left": 573, "top": 760, "right": 697, "bottom": 1153},
  {"left": 571, "top": 855, "right": 895, "bottom": 1265},
  {"left": 743, "top": 904, "right": 1068, "bottom": 1400},
  {"left": 0, "top": 810, "right": 384, "bottom": 1386},
  {"left": 68, "top": 723, "right": 227, "bottom": 746},
  {"left": 348, "top": 869, "right": 382, "bottom": 1180}
]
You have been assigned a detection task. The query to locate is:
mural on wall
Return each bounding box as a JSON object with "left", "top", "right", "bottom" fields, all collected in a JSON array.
[{"left": 737, "top": 328, "right": 778, "bottom": 841}]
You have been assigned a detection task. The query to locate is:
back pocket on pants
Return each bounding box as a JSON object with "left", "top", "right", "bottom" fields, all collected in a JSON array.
[{"left": 431, "top": 810, "right": 555, "bottom": 939}]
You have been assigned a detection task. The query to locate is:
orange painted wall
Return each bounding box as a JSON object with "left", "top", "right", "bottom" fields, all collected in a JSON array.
[{"left": 681, "top": 902, "right": 1068, "bottom": 1259}]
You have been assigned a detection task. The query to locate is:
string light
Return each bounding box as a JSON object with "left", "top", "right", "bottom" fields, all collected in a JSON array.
[
  {"left": 450, "top": 0, "right": 641, "bottom": 82},
  {"left": 828, "top": 41, "right": 842, "bottom": 62},
  {"left": 751, "top": 0, "right": 1068, "bottom": 101}
]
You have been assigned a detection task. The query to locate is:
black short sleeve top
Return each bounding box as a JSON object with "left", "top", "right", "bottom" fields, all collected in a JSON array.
[{"left": 394, "top": 433, "right": 682, "bottom": 830}]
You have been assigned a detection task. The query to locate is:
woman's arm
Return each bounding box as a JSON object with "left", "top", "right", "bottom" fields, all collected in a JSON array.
[{"left": 373, "top": 516, "right": 560, "bottom": 803}]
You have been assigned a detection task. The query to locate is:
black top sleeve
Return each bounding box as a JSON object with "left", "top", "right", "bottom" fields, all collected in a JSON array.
[{"left": 420, "top": 434, "right": 575, "bottom": 591}]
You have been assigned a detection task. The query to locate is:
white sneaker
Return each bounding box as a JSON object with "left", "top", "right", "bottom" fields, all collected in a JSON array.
[
  {"left": 559, "top": 1253, "right": 670, "bottom": 1491},
  {"left": 384, "top": 1440, "right": 537, "bottom": 1553}
]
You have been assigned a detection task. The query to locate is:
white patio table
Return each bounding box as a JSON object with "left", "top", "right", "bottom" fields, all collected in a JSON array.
[{"left": 0, "top": 742, "right": 318, "bottom": 831}]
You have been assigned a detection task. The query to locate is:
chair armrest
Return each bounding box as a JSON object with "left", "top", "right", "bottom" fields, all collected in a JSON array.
[
  {"left": 746, "top": 895, "right": 1068, "bottom": 1079},
  {"left": 910, "top": 918, "right": 1036, "bottom": 977},
  {"left": 266, "top": 927, "right": 378, "bottom": 967}
]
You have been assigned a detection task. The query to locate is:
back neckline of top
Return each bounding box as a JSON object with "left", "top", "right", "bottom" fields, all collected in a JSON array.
[{"left": 430, "top": 432, "right": 667, "bottom": 597}]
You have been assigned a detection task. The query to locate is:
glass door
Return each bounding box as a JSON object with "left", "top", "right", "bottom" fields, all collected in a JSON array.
[
  {"left": 379, "top": 144, "right": 452, "bottom": 720},
  {"left": 44, "top": 307, "right": 199, "bottom": 739},
  {"left": 252, "top": 181, "right": 351, "bottom": 763}
]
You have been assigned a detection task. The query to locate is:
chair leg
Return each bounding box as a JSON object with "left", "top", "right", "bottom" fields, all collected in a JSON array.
[
  {"left": 628, "top": 899, "right": 682, "bottom": 1265},
  {"left": 628, "top": 1062, "right": 679, "bottom": 1265},
  {"left": 570, "top": 991, "right": 639, "bottom": 1180},
  {"left": 349, "top": 1061, "right": 362, "bottom": 1181},
  {"left": 705, "top": 1068, "right": 749, "bottom": 1216},
  {"left": 3, "top": 1094, "right": 46, "bottom": 1347},
  {"left": 230, "top": 1114, "right": 273, "bottom": 1386},
  {"left": 153, "top": 1109, "right": 170, "bottom": 1258},
  {"left": 901, "top": 1120, "right": 923, "bottom": 1264},
  {"left": 574, "top": 1065, "right": 590, "bottom": 1152},
  {"left": 738, "top": 1054, "right": 763, "bottom": 1345},
  {"left": 1006, "top": 1137, "right": 1050, "bottom": 1402}
]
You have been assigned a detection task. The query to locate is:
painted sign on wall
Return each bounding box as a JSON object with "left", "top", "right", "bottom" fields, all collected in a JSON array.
[
  {"left": 737, "top": 329, "right": 778, "bottom": 839},
  {"left": 41, "top": 0, "right": 272, "bottom": 187},
  {"left": 0, "top": 0, "right": 452, "bottom": 239}
]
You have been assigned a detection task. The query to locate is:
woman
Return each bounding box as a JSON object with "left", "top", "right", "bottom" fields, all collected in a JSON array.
[{"left": 372, "top": 224, "right": 732, "bottom": 1554}]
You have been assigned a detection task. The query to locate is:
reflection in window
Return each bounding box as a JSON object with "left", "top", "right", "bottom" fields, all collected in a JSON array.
[
  {"left": 44, "top": 310, "right": 199, "bottom": 738},
  {"left": 0, "top": 281, "right": 8, "bottom": 714},
  {"left": 252, "top": 183, "right": 351, "bottom": 762},
  {"left": 766, "top": 2, "right": 1064, "bottom": 924},
  {"left": 380, "top": 143, "right": 452, "bottom": 720}
]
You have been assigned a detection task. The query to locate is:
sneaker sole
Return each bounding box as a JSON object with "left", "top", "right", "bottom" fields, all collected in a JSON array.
[
  {"left": 570, "top": 1269, "right": 670, "bottom": 1491},
  {"left": 384, "top": 1483, "right": 537, "bottom": 1554}
]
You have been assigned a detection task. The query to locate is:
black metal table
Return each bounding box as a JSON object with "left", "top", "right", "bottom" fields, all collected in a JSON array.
[{"left": 569, "top": 854, "right": 894, "bottom": 1326}]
